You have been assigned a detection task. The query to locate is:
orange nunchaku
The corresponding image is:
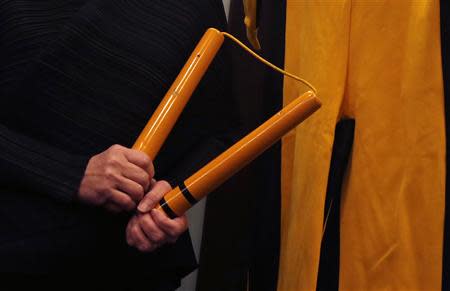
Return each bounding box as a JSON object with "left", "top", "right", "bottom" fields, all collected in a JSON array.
[{"left": 132, "top": 28, "right": 321, "bottom": 218}]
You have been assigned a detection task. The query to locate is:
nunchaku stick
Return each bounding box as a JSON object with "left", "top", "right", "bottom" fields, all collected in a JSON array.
[
  {"left": 132, "top": 27, "right": 321, "bottom": 217},
  {"left": 156, "top": 91, "right": 321, "bottom": 218},
  {"left": 132, "top": 28, "right": 224, "bottom": 160}
]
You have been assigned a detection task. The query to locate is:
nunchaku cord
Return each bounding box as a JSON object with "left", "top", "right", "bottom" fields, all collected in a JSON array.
[
  {"left": 221, "top": 31, "right": 318, "bottom": 94},
  {"left": 222, "top": 31, "right": 332, "bottom": 241},
  {"left": 222, "top": 32, "right": 332, "bottom": 239}
]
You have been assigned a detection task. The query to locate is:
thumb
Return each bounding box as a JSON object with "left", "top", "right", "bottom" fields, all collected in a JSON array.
[{"left": 137, "top": 180, "right": 172, "bottom": 213}]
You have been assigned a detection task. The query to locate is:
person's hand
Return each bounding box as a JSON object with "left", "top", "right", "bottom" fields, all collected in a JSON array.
[
  {"left": 126, "top": 180, "right": 188, "bottom": 252},
  {"left": 77, "top": 144, "right": 154, "bottom": 212}
]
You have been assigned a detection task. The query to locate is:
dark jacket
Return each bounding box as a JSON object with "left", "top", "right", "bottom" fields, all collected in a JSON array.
[{"left": 0, "top": 0, "right": 238, "bottom": 287}]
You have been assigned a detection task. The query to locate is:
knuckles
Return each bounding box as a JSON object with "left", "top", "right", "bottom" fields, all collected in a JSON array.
[
  {"left": 130, "top": 224, "right": 141, "bottom": 239},
  {"left": 139, "top": 215, "right": 154, "bottom": 231},
  {"left": 138, "top": 172, "right": 150, "bottom": 186},
  {"left": 136, "top": 153, "right": 154, "bottom": 176},
  {"left": 139, "top": 216, "right": 165, "bottom": 243},
  {"left": 137, "top": 243, "right": 153, "bottom": 253},
  {"left": 134, "top": 185, "right": 145, "bottom": 200},
  {"left": 139, "top": 153, "right": 152, "bottom": 167},
  {"left": 109, "top": 144, "right": 124, "bottom": 152},
  {"left": 106, "top": 156, "right": 121, "bottom": 168},
  {"left": 126, "top": 215, "right": 182, "bottom": 253},
  {"left": 104, "top": 167, "right": 119, "bottom": 181}
]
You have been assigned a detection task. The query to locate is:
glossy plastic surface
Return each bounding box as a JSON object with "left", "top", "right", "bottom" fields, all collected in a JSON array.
[
  {"left": 157, "top": 91, "right": 321, "bottom": 216},
  {"left": 132, "top": 28, "right": 224, "bottom": 160}
]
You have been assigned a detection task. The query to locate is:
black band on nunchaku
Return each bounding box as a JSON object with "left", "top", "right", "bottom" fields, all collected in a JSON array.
[
  {"left": 159, "top": 197, "right": 178, "bottom": 219},
  {"left": 158, "top": 181, "right": 198, "bottom": 218},
  {"left": 179, "top": 181, "right": 197, "bottom": 205}
]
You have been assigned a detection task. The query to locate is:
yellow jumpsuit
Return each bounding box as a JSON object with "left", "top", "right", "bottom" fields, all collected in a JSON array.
[{"left": 247, "top": 0, "right": 446, "bottom": 290}]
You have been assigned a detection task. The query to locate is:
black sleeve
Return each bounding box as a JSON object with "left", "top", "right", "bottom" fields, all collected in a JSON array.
[
  {"left": 0, "top": 124, "right": 88, "bottom": 203},
  {"left": 0, "top": 1, "right": 90, "bottom": 203},
  {"left": 0, "top": 0, "right": 239, "bottom": 202}
]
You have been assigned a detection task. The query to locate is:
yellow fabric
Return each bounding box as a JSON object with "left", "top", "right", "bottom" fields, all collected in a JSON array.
[
  {"left": 243, "top": 0, "right": 261, "bottom": 50},
  {"left": 280, "top": 1, "right": 445, "bottom": 290}
]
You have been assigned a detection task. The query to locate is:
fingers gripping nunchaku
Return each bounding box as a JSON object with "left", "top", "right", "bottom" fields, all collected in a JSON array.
[{"left": 132, "top": 28, "right": 321, "bottom": 218}]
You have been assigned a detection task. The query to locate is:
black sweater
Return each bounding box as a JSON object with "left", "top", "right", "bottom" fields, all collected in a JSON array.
[{"left": 0, "top": 0, "right": 238, "bottom": 286}]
